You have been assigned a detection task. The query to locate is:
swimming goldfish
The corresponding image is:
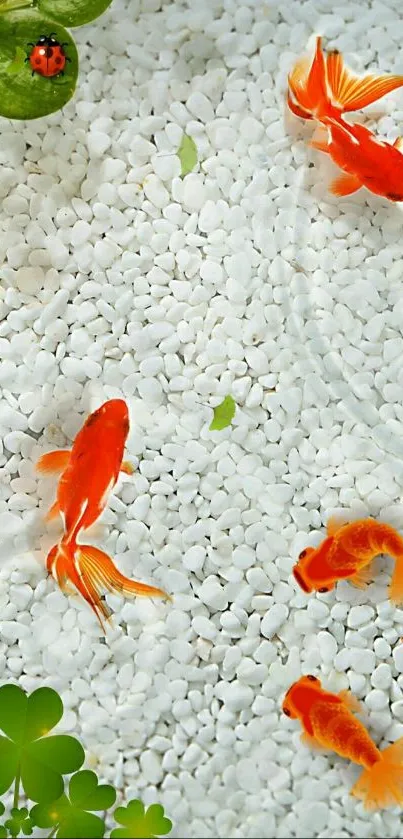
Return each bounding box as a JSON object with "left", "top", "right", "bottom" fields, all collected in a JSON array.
[
  {"left": 36, "top": 399, "right": 170, "bottom": 629},
  {"left": 288, "top": 36, "right": 403, "bottom": 200},
  {"left": 283, "top": 675, "right": 403, "bottom": 809},
  {"left": 293, "top": 517, "right": 403, "bottom": 603}
]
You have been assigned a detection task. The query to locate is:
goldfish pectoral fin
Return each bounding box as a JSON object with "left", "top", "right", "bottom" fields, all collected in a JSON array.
[
  {"left": 338, "top": 689, "right": 366, "bottom": 715},
  {"left": 393, "top": 136, "right": 403, "bottom": 152},
  {"left": 310, "top": 138, "right": 330, "bottom": 153},
  {"left": 388, "top": 564, "right": 403, "bottom": 605},
  {"left": 330, "top": 173, "right": 362, "bottom": 196},
  {"left": 300, "top": 732, "right": 324, "bottom": 752},
  {"left": 44, "top": 500, "right": 60, "bottom": 523},
  {"left": 287, "top": 91, "right": 313, "bottom": 120},
  {"left": 35, "top": 449, "right": 71, "bottom": 475},
  {"left": 326, "top": 515, "right": 350, "bottom": 536},
  {"left": 121, "top": 460, "right": 135, "bottom": 475},
  {"left": 77, "top": 544, "right": 172, "bottom": 604},
  {"left": 326, "top": 47, "right": 403, "bottom": 111},
  {"left": 349, "top": 564, "right": 374, "bottom": 589}
]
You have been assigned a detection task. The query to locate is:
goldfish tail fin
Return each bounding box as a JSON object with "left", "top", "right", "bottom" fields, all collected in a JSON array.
[
  {"left": 326, "top": 49, "right": 403, "bottom": 112},
  {"left": 47, "top": 542, "right": 111, "bottom": 631},
  {"left": 288, "top": 36, "right": 331, "bottom": 120},
  {"left": 351, "top": 739, "right": 403, "bottom": 810},
  {"left": 389, "top": 559, "right": 403, "bottom": 605},
  {"left": 36, "top": 450, "right": 70, "bottom": 475},
  {"left": 76, "top": 544, "right": 172, "bottom": 606}
]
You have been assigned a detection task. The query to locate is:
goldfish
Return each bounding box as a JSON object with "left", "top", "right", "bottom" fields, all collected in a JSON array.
[
  {"left": 36, "top": 399, "right": 170, "bottom": 630},
  {"left": 283, "top": 675, "right": 403, "bottom": 809},
  {"left": 288, "top": 36, "right": 403, "bottom": 200},
  {"left": 293, "top": 516, "right": 403, "bottom": 603}
]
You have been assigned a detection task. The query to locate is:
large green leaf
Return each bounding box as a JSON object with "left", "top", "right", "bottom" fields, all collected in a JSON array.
[
  {"left": 0, "top": 685, "right": 84, "bottom": 803},
  {"left": 0, "top": 9, "right": 78, "bottom": 119},
  {"left": 38, "top": 0, "right": 114, "bottom": 27}
]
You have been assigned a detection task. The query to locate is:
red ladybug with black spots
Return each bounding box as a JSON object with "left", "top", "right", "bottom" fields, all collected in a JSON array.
[{"left": 26, "top": 33, "right": 71, "bottom": 78}]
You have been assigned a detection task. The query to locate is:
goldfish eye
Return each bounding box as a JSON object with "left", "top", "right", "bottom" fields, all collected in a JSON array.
[
  {"left": 318, "top": 587, "right": 329, "bottom": 593},
  {"left": 283, "top": 707, "right": 291, "bottom": 716},
  {"left": 298, "top": 549, "right": 307, "bottom": 560},
  {"left": 307, "top": 675, "right": 318, "bottom": 682}
]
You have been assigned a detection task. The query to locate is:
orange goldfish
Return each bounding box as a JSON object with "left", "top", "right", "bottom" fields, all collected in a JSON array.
[
  {"left": 293, "top": 517, "right": 403, "bottom": 603},
  {"left": 283, "top": 675, "right": 403, "bottom": 810},
  {"left": 36, "top": 399, "right": 169, "bottom": 629},
  {"left": 288, "top": 36, "right": 403, "bottom": 200}
]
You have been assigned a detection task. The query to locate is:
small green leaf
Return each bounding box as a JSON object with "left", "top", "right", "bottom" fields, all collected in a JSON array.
[
  {"left": 177, "top": 134, "right": 198, "bottom": 177},
  {"left": 38, "top": 0, "right": 114, "bottom": 28},
  {"left": 0, "top": 9, "right": 78, "bottom": 120},
  {"left": 5, "top": 808, "right": 33, "bottom": 837},
  {"left": 6, "top": 46, "right": 26, "bottom": 75},
  {"left": 111, "top": 800, "right": 172, "bottom": 839},
  {"left": 209, "top": 395, "right": 236, "bottom": 431},
  {"left": 31, "top": 771, "right": 114, "bottom": 838},
  {"left": 0, "top": 827, "right": 8, "bottom": 839}
]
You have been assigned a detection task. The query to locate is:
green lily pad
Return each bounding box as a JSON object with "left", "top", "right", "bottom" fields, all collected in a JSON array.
[
  {"left": 0, "top": 8, "right": 78, "bottom": 119},
  {"left": 38, "top": 0, "right": 114, "bottom": 28}
]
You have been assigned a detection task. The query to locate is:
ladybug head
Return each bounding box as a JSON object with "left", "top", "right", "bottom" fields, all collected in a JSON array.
[{"left": 37, "top": 33, "right": 59, "bottom": 46}]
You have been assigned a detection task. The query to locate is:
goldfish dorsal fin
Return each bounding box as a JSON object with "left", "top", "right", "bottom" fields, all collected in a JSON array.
[
  {"left": 326, "top": 516, "right": 349, "bottom": 536},
  {"left": 338, "top": 689, "right": 366, "bottom": 715},
  {"left": 393, "top": 136, "right": 403, "bottom": 151},
  {"left": 350, "top": 563, "right": 374, "bottom": 589},
  {"left": 330, "top": 173, "right": 362, "bottom": 196},
  {"left": 326, "top": 48, "right": 403, "bottom": 112}
]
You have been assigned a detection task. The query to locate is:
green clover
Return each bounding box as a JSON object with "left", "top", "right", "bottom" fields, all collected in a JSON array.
[
  {"left": 30, "top": 770, "right": 115, "bottom": 838},
  {"left": 4, "top": 808, "right": 32, "bottom": 837},
  {"left": 177, "top": 134, "right": 198, "bottom": 177},
  {"left": 0, "top": 685, "right": 84, "bottom": 804},
  {"left": 0, "top": 802, "right": 7, "bottom": 839},
  {"left": 111, "top": 800, "right": 172, "bottom": 839},
  {"left": 209, "top": 395, "right": 236, "bottom": 431}
]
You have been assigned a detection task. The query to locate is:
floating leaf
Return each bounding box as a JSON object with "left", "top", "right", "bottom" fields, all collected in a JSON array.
[
  {"left": 111, "top": 800, "right": 172, "bottom": 839},
  {"left": 31, "top": 770, "right": 115, "bottom": 838},
  {"left": 4, "top": 808, "right": 32, "bottom": 837},
  {"left": 6, "top": 46, "right": 26, "bottom": 75},
  {"left": 38, "top": 0, "right": 114, "bottom": 28},
  {"left": 0, "top": 685, "right": 84, "bottom": 803},
  {"left": 177, "top": 134, "right": 198, "bottom": 176},
  {"left": 0, "top": 9, "right": 78, "bottom": 119},
  {"left": 209, "top": 395, "right": 236, "bottom": 431}
]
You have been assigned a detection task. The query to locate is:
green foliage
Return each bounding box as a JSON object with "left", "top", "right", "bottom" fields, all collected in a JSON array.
[
  {"left": 31, "top": 770, "right": 116, "bottom": 838},
  {"left": 0, "top": 0, "right": 113, "bottom": 119},
  {"left": 111, "top": 801, "right": 173, "bottom": 839},
  {"left": 177, "top": 134, "right": 198, "bottom": 176},
  {"left": 209, "top": 395, "right": 236, "bottom": 431},
  {"left": 4, "top": 809, "right": 32, "bottom": 837},
  {"left": 0, "top": 684, "right": 173, "bottom": 839},
  {"left": 0, "top": 684, "right": 84, "bottom": 803}
]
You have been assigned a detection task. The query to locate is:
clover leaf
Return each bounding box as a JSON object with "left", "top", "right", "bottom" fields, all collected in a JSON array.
[
  {"left": 0, "top": 685, "right": 84, "bottom": 804},
  {"left": 4, "top": 808, "right": 32, "bottom": 837},
  {"left": 31, "top": 770, "right": 115, "bottom": 838},
  {"left": 0, "top": 0, "right": 113, "bottom": 119},
  {"left": 209, "top": 395, "right": 236, "bottom": 431},
  {"left": 0, "top": 802, "right": 7, "bottom": 839},
  {"left": 111, "top": 800, "right": 172, "bottom": 839},
  {"left": 177, "top": 134, "right": 198, "bottom": 177}
]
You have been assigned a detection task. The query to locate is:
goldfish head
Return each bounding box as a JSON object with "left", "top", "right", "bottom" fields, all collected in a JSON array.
[
  {"left": 293, "top": 540, "right": 336, "bottom": 595},
  {"left": 90, "top": 399, "right": 129, "bottom": 435},
  {"left": 282, "top": 674, "right": 322, "bottom": 718}
]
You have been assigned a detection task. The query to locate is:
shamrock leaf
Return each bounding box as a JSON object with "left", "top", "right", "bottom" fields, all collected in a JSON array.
[
  {"left": 0, "top": 802, "right": 7, "bottom": 839},
  {"left": 0, "top": 685, "right": 84, "bottom": 803},
  {"left": 30, "top": 770, "right": 115, "bottom": 838},
  {"left": 5, "top": 808, "right": 32, "bottom": 837},
  {"left": 177, "top": 134, "right": 198, "bottom": 177},
  {"left": 111, "top": 800, "right": 172, "bottom": 839},
  {"left": 209, "top": 395, "right": 236, "bottom": 431}
]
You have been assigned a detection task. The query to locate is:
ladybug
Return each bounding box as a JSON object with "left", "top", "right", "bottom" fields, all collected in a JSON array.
[{"left": 25, "top": 33, "right": 70, "bottom": 78}]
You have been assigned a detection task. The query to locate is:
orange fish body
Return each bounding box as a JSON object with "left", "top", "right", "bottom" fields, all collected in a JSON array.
[
  {"left": 283, "top": 676, "right": 403, "bottom": 809},
  {"left": 288, "top": 36, "right": 403, "bottom": 200},
  {"left": 36, "top": 399, "right": 169, "bottom": 629},
  {"left": 293, "top": 517, "right": 403, "bottom": 603}
]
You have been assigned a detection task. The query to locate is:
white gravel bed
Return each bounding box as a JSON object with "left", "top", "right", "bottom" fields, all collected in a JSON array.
[{"left": 2, "top": 0, "right": 403, "bottom": 836}]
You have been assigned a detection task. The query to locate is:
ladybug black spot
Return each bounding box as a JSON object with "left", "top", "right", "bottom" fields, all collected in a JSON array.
[{"left": 55, "top": 56, "right": 62, "bottom": 65}]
